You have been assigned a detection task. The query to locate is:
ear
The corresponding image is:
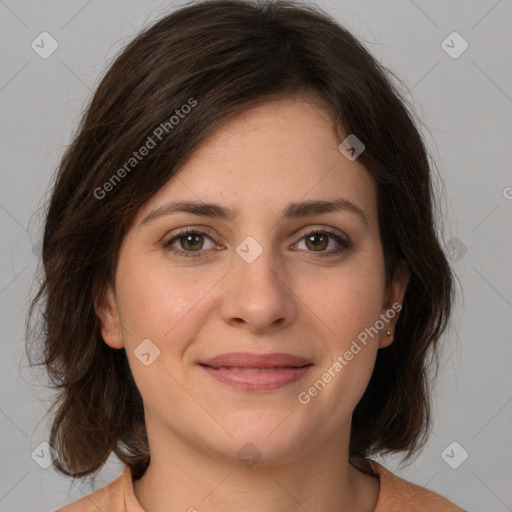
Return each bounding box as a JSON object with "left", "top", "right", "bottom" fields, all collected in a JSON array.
[
  {"left": 378, "top": 262, "right": 410, "bottom": 349},
  {"left": 95, "top": 285, "right": 124, "bottom": 349}
]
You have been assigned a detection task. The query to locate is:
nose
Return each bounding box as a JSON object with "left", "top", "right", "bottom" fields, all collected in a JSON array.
[{"left": 220, "top": 244, "right": 297, "bottom": 334}]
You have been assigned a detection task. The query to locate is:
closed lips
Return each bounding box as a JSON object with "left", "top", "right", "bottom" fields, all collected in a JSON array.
[
  {"left": 198, "top": 352, "right": 313, "bottom": 369},
  {"left": 198, "top": 352, "right": 314, "bottom": 391},
  {"left": 206, "top": 367, "right": 307, "bottom": 372}
]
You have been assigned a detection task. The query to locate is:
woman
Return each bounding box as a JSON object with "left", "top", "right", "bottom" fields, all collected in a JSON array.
[{"left": 27, "top": 0, "right": 466, "bottom": 510}]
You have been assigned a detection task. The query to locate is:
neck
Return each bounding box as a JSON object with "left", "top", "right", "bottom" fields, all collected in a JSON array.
[{"left": 132, "top": 422, "right": 379, "bottom": 512}]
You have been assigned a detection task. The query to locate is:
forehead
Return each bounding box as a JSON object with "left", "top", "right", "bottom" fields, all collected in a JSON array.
[{"left": 133, "top": 94, "right": 378, "bottom": 228}]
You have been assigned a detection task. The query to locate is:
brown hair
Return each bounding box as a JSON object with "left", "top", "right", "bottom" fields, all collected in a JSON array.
[{"left": 26, "top": 0, "right": 454, "bottom": 481}]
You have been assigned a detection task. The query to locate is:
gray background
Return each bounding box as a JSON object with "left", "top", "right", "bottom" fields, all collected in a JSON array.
[{"left": 1, "top": 0, "right": 511, "bottom": 510}]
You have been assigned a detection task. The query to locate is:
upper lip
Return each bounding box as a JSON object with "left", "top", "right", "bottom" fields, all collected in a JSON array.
[{"left": 199, "top": 352, "right": 313, "bottom": 369}]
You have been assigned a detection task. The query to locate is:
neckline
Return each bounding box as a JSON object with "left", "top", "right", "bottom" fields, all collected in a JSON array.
[
  {"left": 123, "top": 458, "right": 383, "bottom": 511},
  {"left": 349, "top": 458, "right": 383, "bottom": 510}
]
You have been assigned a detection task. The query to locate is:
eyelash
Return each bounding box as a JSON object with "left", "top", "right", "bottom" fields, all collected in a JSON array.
[{"left": 162, "top": 227, "right": 351, "bottom": 259}]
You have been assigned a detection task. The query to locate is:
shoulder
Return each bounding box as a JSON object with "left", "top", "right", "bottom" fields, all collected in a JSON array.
[
  {"left": 353, "top": 458, "right": 467, "bottom": 512},
  {"left": 55, "top": 467, "right": 127, "bottom": 512}
]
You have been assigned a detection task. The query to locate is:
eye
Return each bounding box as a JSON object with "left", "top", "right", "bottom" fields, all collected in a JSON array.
[
  {"left": 163, "top": 228, "right": 218, "bottom": 258},
  {"left": 293, "top": 228, "right": 351, "bottom": 257},
  {"left": 162, "top": 227, "right": 351, "bottom": 259}
]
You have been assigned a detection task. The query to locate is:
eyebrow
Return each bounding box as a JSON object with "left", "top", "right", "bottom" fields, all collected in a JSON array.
[{"left": 141, "top": 198, "right": 369, "bottom": 230}]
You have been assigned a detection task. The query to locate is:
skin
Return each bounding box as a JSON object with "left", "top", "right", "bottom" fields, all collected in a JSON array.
[{"left": 97, "top": 92, "right": 409, "bottom": 512}]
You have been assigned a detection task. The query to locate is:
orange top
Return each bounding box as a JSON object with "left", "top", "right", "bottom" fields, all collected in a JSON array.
[{"left": 57, "top": 459, "right": 466, "bottom": 511}]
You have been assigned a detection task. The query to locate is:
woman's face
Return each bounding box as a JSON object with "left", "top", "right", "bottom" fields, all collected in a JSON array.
[{"left": 99, "top": 93, "right": 408, "bottom": 465}]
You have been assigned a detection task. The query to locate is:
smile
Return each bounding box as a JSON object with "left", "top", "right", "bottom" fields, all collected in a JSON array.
[{"left": 198, "top": 352, "right": 313, "bottom": 392}]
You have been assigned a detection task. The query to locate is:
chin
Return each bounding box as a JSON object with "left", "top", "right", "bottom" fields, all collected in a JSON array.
[{"left": 198, "top": 414, "right": 321, "bottom": 468}]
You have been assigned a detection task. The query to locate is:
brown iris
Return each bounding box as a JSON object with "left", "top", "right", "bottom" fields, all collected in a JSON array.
[
  {"left": 305, "top": 233, "right": 328, "bottom": 251},
  {"left": 179, "top": 233, "right": 204, "bottom": 251}
]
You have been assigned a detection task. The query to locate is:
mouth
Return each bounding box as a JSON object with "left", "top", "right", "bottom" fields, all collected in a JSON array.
[{"left": 198, "top": 352, "right": 313, "bottom": 392}]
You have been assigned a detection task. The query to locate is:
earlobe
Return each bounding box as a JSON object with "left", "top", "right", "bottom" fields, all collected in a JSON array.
[
  {"left": 95, "top": 286, "right": 124, "bottom": 349},
  {"left": 378, "top": 262, "right": 410, "bottom": 349},
  {"left": 379, "top": 328, "right": 394, "bottom": 349}
]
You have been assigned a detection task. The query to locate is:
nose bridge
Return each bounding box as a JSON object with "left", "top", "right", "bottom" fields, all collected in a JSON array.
[
  {"left": 233, "top": 236, "right": 285, "bottom": 297},
  {"left": 220, "top": 234, "right": 296, "bottom": 332}
]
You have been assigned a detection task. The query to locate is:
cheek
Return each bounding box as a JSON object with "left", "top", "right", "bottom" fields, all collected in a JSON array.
[
  {"left": 116, "top": 257, "right": 207, "bottom": 342},
  {"left": 299, "top": 261, "right": 386, "bottom": 345},
  {"left": 114, "top": 261, "right": 210, "bottom": 412},
  {"left": 295, "top": 256, "right": 385, "bottom": 406}
]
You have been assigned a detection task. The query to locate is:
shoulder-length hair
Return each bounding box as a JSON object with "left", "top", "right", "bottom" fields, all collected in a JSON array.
[{"left": 27, "top": 0, "right": 454, "bottom": 481}]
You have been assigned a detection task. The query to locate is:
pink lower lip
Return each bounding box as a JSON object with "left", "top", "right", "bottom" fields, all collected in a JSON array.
[{"left": 200, "top": 365, "right": 313, "bottom": 391}]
